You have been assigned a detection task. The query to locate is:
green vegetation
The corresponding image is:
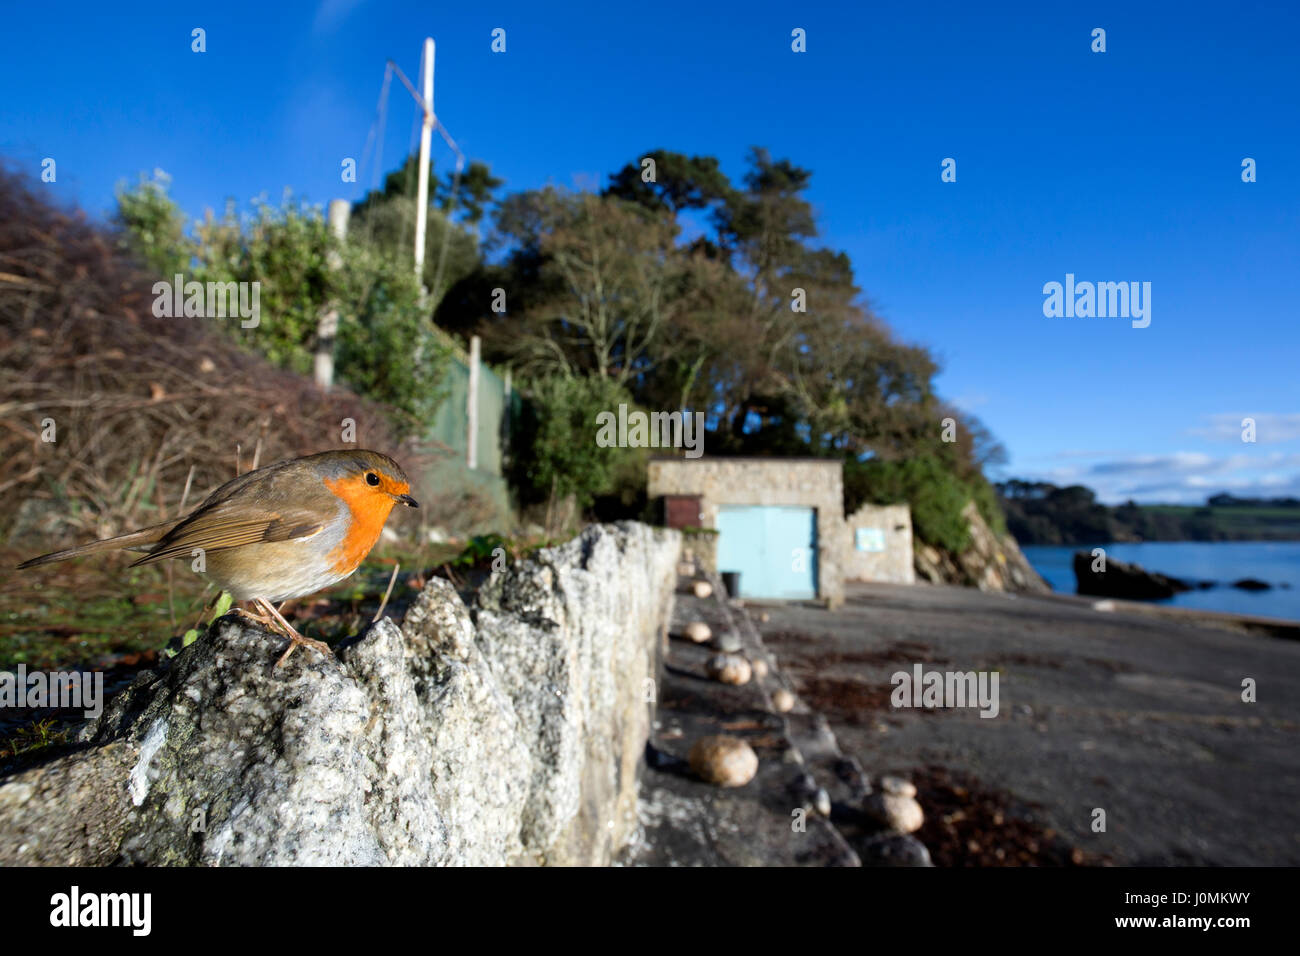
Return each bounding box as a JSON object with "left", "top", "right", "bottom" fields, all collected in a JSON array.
[
  {"left": 449, "top": 533, "right": 513, "bottom": 569},
  {"left": 847, "top": 456, "right": 1003, "bottom": 553},
  {"left": 998, "top": 480, "right": 1300, "bottom": 544},
  {"left": 118, "top": 146, "right": 1013, "bottom": 556},
  {"left": 508, "top": 374, "right": 644, "bottom": 510},
  {"left": 115, "top": 170, "right": 463, "bottom": 433},
  {"left": 435, "top": 147, "right": 1008, "bottom": 553},
  {"left": 1, "top": 718, "right": 71, "bottom": 762},
  {"left": 113, "top": 170, "right": 192, "bottom": 277}
]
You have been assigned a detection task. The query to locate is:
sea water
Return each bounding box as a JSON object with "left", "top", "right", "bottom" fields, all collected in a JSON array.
[{"left": 1021, "top": 541, "right": 1300, "bottom": 622}]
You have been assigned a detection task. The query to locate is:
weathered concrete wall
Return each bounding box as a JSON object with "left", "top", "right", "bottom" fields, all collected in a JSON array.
[
  {"left": 0, "top": 522, "right": 679, "bottom": 866},
  {"left": 648, "top": 458, "right": 844, "bottom": 607},
  {"left": 844, "top": 503, "right": 916, "bottom": 585}
]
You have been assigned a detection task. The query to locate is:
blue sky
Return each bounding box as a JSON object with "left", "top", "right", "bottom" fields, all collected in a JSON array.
[{"left": 3, "top": 0, "right": 1296, "bottom": 503}]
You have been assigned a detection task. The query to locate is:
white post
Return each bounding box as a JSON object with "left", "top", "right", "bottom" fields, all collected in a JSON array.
[
  {"left": 315, "top": 199, "right": 351, "bottom": 390},
  {"left": 414, "top": 37, "right": 435, "bottom": 279},
  {"left": 502, "top": 366, "right": 512, "bottom": 457},
  {"left": 467, "top": 335, "right": 480, "bottom": 470}
]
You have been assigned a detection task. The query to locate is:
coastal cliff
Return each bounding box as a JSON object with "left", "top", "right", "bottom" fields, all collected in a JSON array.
[{"left": 914, "top": 501, "right": 1050, "bottom": 594}]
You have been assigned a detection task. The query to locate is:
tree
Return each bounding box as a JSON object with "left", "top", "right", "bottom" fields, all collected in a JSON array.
[
  {"left": 605, "top": 150, "right": 733, "bottom": 216},
  {"left": 438, "top": 146, "right": 1014, "bottom": 548},
  {"left": 438, "top": 160, "right": 504, "bottom": 230},
  {"left": 491, "top": 190, "right": 698, "bottom": 389}
]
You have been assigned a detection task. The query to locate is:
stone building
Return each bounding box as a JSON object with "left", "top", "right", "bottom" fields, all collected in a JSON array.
[
  {"left": 844, "top": 503, "right": 916, "bottom": 585},
  {"left": 648, "top": 457, "right": 846, "bottom": 608}
]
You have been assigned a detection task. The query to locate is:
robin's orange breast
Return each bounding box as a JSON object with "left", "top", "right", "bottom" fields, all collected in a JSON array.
[{"left": 322, "top": 474, "right": 397, "bottom": 577}]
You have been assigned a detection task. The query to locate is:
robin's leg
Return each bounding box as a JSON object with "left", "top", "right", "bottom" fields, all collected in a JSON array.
[
  {"left": 254, "top": 597, "right": 333, "bottom": 668},
  {"left": 232, "top": 601, "right": 275, "bottom": 628}
]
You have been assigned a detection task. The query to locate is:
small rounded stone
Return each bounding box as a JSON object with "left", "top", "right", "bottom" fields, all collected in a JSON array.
[
  {"left": 714, "top": 632, "right": 743, "bottom": 653},
  {"left": 773, "top": 688, "right": 796, "bottom": 713},
  {"left": 814, "top": 788, "right": 832, "bottom": 817},
  {"left": 707, "top": 653, "right": 752, "bottom": 685},
  {"left": 689, "top": 735, "right": 758, "bottom": 787},
  {"left": 880, "top": 775, "right": 917, "bottom": 798},
  {"left": 683, "top": 621, "right": 712, "bottom": 643},
  {"left": 692, "top": 580, "right": 713, "bottom": 599},
  {"left": 751, "top": 658, "right": 769, "bottom": 679},
  {"left": 864, "top": 792, "right": 925, "bottom": 834},
  {"left": 861, "top": 833, "right": 933, "bottom": 867}
]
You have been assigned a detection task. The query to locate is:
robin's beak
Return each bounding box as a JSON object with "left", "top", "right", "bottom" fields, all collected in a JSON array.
[{"left": 393, "top": 493, "right": 419, "bottom": 508}]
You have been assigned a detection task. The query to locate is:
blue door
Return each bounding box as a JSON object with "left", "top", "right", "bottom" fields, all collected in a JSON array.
[{"left": 716, "top": 506, "right": 818, "bottom": 600}]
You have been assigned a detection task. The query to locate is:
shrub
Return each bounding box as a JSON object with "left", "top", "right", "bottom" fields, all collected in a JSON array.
[
  {"left": 510, "top": 374, "right": 643, "bottom": 509},
  {"left": 334, "top": 245, "right": 453, "bottom": 431},
  {"left": 0, "top": 167, "right": 421, "bottom": 543},
  {"left": 115, "top": 176, "right": 453, "bottom": 435},
  {"left": 845, "top": 455, "right": 996, "bottom": 554}
]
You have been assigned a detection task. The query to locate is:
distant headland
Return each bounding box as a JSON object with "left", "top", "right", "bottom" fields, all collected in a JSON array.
[{"left": 997, "top": 481, "right": 1300, "bottom": 545}]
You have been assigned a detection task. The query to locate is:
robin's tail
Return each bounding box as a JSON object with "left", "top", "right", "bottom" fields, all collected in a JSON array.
[{"left": 16, "top": 522, "right": 173, "bottom": 570}]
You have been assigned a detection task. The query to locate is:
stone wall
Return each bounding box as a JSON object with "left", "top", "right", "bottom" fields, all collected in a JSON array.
[
  {"left": 844, "top": 503, "right": 916, "bottom": 585},
  {"left": 0, "top": 522, "right": 680, "bottom": 866},
  {"left": 647, "top": 458, "right": 844, "bottom": 607}
]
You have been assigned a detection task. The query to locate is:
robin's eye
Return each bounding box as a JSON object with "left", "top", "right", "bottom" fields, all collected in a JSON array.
[{"left": 366, "top": 472, "right": 380, "bottom": 486}]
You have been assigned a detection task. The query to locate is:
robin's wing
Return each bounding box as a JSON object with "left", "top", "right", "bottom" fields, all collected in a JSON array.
[{"left": 129, "top": 501, "right": 327, "bottom": 567}]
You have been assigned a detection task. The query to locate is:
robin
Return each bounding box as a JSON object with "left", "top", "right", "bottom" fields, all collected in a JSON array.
[{"left": 17, "top": 449, "right": 418, "bottom": 667}]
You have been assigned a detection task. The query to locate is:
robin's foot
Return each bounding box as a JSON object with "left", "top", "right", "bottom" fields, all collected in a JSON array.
[
  {"left": 232, "top": 604, "right": 275, "bottom": 628},
  {"left": 251, "top": 597, "right": 334, "bottom": 668},
  {"left": 273, "top": 630, "right": 333, "bottom": 668}
]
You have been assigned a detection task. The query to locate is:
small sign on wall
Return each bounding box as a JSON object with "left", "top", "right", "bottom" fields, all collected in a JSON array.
[{"left": 855, "top": 527, "right": 886, "bottom": 552}]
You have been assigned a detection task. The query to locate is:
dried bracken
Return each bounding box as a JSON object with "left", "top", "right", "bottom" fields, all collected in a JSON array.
[{"left": 0, "top": 167, "right": 427, "bottom": 546}]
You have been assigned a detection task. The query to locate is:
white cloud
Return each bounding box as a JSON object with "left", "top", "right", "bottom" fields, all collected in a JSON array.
[
  {"left": 1014, "top": 451, "right": 1300, "bottom": 504},
  {"left": 1188, "top": 413, "right": 1300, "bottom": 443}
]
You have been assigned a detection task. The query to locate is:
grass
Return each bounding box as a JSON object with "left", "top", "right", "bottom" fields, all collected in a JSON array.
[
  {"left": 1141, "top": 504, "right": 1300, "bottom": 538},
  {"left": 0, "top": 525, "right": 585, "bottom": 676},
  {"left": 0, "top": 717, "right": 70, "bottom": 762},
  {"left": 0, "top": 540, "right": 462, "bottom": 672}
]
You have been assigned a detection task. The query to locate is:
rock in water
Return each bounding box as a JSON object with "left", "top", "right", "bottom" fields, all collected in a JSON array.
[
  {"left": 1231, "top": 578, "right": 1272, "bottom": 591},
  {"left": 1072, "top": 551, "right": 1192, "bottom": 600}
]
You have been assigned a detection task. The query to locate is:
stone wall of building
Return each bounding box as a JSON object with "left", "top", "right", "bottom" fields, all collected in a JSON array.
[
  {"left": 648, "top": 458, "right": 844, "bottom": 607},
  {"left": 844, "top": 503, "right": 916, "bottom": 585}
]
